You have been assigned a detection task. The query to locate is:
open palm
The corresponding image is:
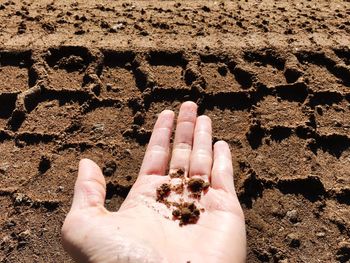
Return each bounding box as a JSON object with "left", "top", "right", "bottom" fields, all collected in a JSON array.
[{"left": 62, "top": 102, "right": 246, "bottom": 263}]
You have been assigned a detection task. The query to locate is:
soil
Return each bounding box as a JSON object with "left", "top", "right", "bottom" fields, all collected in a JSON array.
[
  {"left": 0, "top": 0, "right": 350, "bottom": 262},
  {"left": 155, "top": 170, "right": 208, "bottom": 226},
  {"left": 170, "top": 168, "right": 185, "bottom": 179},
  {"left": 156, "top": 183, "right": 171, "bottom": 202},
  {"left": 172, "top": 202, "right": 201, "bottom": 226},
  {"left": 187, "top": 178, "right": 210, "bottom": 198}
]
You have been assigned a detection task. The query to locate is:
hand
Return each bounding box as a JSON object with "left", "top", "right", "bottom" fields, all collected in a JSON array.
[{"left": 62, "top": 101, "right": 246, "bottom": 263}]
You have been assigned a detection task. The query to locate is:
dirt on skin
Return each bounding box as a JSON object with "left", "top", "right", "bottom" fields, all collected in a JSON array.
[
  {"left": 156, "top": 170, "right": 208, "bottom": 226},
  {"left": 187, "top": 178, "right": 210, "bottom": 199},
  {"left": 0, "top": 0, "right": 350, "bottom": 262},
  {"left": 172, "top": 202, "right": 201, "bottom": 227},
  {"left": 156, "top": 183, "right": 171, "bottom": 202}
]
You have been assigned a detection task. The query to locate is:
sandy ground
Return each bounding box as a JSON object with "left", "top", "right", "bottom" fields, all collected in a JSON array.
[{"left": 0, "top": 0, "right": 350, "bottom": 262}]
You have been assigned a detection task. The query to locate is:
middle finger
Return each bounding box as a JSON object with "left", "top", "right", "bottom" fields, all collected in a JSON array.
[{"left": 169, "top": 101, "right": 197, "bottom": 174}]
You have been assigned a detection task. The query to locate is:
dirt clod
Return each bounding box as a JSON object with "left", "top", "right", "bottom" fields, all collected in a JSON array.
[
  {"left": 172, "top": 202, "right": 200, "bottom": 226},
  {"left": 133, "top": 111, "right": 145, "bottom": 125},
  {"left": 156, "top": 183, "right": 171, "bottom": 201},
  {"left": 285, "top": 209, "right": 299, "bottom": 223},
  {"left": 187, "top": 178, "right": 209, "bottom": 198},
  {"left": 56, "top": 55, "right": 85, "bottom": 71},
  {"left": 169, "top": 168, "right": 185, "bottom": 178},
  {"left": 286, "top": 233, "right": 301, "bottom": 248},
  {"left": 156, "top": 170, "right": 208, "bottom": 226},
  {"left": 102, "top": 160, "right": 117, "bottom": 177}
]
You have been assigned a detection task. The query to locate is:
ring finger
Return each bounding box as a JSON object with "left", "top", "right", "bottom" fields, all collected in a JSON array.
[{"left": 189, "top": 115, "right": 213, "bottom": 180}]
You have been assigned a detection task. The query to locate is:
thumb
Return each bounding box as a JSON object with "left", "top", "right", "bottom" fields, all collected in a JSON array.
[{"left": 70, "top": 158, "right": 106, "bottom": 211}]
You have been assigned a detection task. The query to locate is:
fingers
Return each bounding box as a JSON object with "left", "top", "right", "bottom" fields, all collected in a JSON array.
[
  {"left": 71, "top": 159, "right": 107, "bottom": 210},
  {"left": 169, "top": 101, "right": 197, "bottom": 173},
  {"left": 189, "top": 115, "right": 213, "bottom": 179},
  {"left": 211, "top": 141, "right": 236, "bottom": 194},
  {"left": 139, "top": 110, "right": 175, "bottom": 176}
]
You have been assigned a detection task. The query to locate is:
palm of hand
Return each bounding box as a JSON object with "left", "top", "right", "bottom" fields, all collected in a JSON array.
[{"left": 62, "top": 102, "right": 246, "bottom": 263}]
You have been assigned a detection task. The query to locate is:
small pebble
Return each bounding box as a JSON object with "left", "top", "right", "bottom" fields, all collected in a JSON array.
[
  {"left": 92, "top": 123, "right": 104, "bottom": 133},
  {"left": 286, "top": 209, "right": 299, "bottom": 223},
  {"left": 316, "top": 232, "right": 326, "bottom": 238},
  {"left": 102, "top": 160, "right": 117, "bottom": 177},
  {"left": 286, "top": 233, "right": 300, "bottom": 248}
]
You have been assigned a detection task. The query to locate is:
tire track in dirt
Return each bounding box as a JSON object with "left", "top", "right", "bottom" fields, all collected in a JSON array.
[
  {"left": 0, "top": 45, "right": 350, "bottom": 262},
  {"left": 1, "top": 1, "right": 350, "bottom": 262}
]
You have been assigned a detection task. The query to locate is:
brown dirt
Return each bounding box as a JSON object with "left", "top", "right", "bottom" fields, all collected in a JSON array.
[
  {"left": 172, "top": 202, "right": 201, "bottom": 227},
  {"left": 169, "top": 168, "right": 185, "bottom": 179},
  {"left": 156, "top": 183, "right": 171, "bottom": 202},
  {"left": 187, "top": 178, "right": 210, "bottom": 198},
  {"left": 0, "top": 0, "right": 350, "bottom": 262},
  {"left": 155, "top": 169, "right": 209, "bottom": 226}
]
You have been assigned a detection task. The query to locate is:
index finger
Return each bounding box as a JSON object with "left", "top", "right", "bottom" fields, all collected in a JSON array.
[{"left": 139, "top": 110, "right": 175, "bottom": 176}]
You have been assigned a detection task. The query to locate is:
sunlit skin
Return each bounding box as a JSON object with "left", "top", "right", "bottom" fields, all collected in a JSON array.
[{"left": 62, "top": 101, "right": 246, "bottom": 263}]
